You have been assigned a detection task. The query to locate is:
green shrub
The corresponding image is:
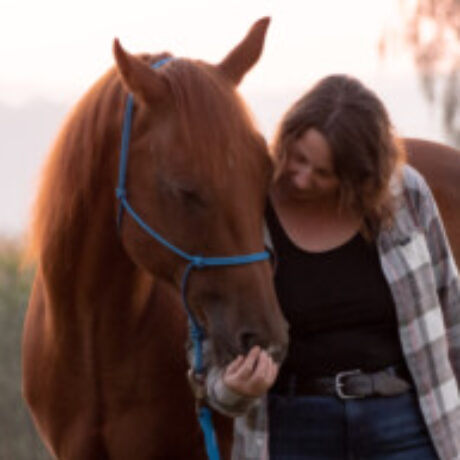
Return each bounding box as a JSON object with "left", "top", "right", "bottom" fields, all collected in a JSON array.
[{"left": 0, "top": 238, "right": 50, "bottom": 460}]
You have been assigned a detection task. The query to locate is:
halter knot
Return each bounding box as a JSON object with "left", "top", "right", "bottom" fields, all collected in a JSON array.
[{"left": 191, "top": 256, "right": 206, "bottom": 268}]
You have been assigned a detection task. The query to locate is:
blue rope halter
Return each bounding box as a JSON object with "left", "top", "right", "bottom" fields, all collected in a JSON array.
[{"left": 115, "top": 57, "right": 270, "bottom": 460}]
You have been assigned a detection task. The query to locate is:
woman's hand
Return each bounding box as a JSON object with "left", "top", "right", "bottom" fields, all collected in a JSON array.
[{"left": 222, "top": 346, "right": 279, "bottom": 397}]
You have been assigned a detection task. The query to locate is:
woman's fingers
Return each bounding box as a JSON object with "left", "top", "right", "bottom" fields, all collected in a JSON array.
[
  {"left": 244, "top": 351, "right": 269, "bottom": 385},
  {"left": 231, "top": 346, "right": 261, "bottom": 379},
  {"left": 258, "top": 352, "right": 274, "bottom": 382},
  {"left": 267, "top": 355, "right": 279, "bottom": 384},
  {"left": 223, "top": 347, "right": 279, "bottom": 397},
  {"left": 260, "top": 352, "right": 278, "bottom": 386},
  {"left": 262, "top": 352, "right": 273, "bottom": 382},
  {"left": 225, "top": 355, "right": 244, "bottom": 376}
]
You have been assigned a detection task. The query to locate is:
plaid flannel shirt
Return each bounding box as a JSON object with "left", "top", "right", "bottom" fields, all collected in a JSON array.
[{"left": 196, "top": 165, "right": 460, "bottom": 460}]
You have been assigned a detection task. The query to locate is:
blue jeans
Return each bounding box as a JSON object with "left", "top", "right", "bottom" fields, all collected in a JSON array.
[{"left": 268, "top": 391, "right": 438, "bottom": 459}]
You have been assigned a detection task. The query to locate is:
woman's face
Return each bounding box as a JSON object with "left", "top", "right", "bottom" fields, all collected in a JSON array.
[{"left": 280, "top": 128, "right": 340, "bottom": 202}]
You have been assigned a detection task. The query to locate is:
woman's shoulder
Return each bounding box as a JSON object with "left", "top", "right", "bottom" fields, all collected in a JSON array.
[
  {"left": 388, "top": 163, "right": 440, "bottom": 232},
  {"left": 390, "top": 164, "right": 432, "bottom": 202}
]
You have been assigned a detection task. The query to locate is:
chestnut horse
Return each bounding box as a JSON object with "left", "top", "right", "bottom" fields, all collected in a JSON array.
[
  {"left": 405, "top": 138, "right": 460, "bottom": 264},
  {"left": 23, "top": 18, "right": 288, "bottom": 460}
]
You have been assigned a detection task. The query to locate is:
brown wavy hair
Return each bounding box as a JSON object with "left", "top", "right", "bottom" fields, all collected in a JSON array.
[{"left": 271, "top": 74, "right": 406, "bottom": 238}]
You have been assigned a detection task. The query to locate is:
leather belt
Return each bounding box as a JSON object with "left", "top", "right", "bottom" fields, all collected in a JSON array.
[{"left": 272, "top": 365, "right": 412, "bottom": 399}]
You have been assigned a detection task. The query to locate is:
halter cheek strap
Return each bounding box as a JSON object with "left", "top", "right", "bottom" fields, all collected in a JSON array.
[{"left": 116, "top": 57, "right": 270, "bottom": 460}]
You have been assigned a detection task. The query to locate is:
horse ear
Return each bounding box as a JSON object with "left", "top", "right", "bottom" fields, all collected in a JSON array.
[
  {"left": 113, "top": 39, "right": 169, "bottom": 105},
  {"left": 217, "top": 17, "right": 270, "bottom": 86}
]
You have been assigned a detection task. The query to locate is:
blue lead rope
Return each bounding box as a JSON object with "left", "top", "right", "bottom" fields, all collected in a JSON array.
[
  {"left": 199, "top": 406, "right": 221, "bottom": 460},
  {"left": 116, "top": 56, "right": 270, "bottom": 460}
]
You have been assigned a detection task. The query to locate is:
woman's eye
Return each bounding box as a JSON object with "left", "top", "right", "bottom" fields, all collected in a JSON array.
[{"left": 292, "top": 152, "right": 309, "bottom": 166}]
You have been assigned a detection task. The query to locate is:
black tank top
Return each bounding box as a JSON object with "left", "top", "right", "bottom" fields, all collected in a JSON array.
[{"left": 266, "top": 200, "right": 407, "bottom": 377}]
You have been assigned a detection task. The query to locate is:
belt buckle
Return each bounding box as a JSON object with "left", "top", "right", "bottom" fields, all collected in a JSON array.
[{"left": 335, "top": 369, "right": 363, "bottom": 399}]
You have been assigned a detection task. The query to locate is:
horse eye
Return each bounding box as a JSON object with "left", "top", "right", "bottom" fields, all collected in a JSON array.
[
  {"left": 159, "top": 176, "right": 207, "bottom": 208},
  {"left": 179, "top": 188, "right": 206, "bottom": 207}
]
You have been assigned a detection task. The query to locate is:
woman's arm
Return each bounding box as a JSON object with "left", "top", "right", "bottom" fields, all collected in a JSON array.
[{"left": 411, "top": 169, "right": 460, "bottom": 376}]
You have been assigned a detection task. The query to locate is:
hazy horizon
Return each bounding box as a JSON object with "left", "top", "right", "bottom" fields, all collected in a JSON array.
[{"left": 0, "top": 70, "right": 446, "bottom": 237}]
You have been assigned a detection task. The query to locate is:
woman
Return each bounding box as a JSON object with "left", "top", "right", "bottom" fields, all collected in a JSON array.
[{"left": 199, "top": 75, "right": 460, "bottom": 459}]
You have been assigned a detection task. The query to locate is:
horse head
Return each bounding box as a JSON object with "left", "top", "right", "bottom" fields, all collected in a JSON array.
[{"left": 112, "top": 18, "right": 288, "bottom": 367}]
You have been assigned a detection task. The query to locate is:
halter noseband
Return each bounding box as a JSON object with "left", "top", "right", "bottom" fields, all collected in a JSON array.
[{"left": 115, "top": 57, "right": 270, "bottom": 460}]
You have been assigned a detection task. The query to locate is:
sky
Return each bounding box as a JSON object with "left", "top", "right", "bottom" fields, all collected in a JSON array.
[
  {"left": 0, "top": 0, "right": 448, "bottom": 235},
  {"left": 1, "top": 0, "right": 410, "bottom": 104}
]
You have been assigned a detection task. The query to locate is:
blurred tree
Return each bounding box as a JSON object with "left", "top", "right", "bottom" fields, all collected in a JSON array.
[
  {"left": 0, "top": 239, "right": 50, "bottom": 459},
  {"left": 380, "top": 0, "right": 460, "bottom": 146}
]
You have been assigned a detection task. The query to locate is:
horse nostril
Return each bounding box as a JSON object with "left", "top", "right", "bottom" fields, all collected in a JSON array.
[{"left": 239, "top": 331, "right": 260, "bottom": 354}]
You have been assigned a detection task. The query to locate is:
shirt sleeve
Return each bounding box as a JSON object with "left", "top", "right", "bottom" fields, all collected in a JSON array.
[{"left": 412, "top": 169, "right": 460, "bottom": 377}]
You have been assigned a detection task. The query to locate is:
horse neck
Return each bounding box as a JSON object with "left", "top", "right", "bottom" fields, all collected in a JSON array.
[
  {"left": 40, "top": 145, "right": 189, "bottom": 352},
  {"left": 41, "top": 189, "right": 191, "bottom": 363},
  {"left": 41, "top": 183, "right": 141, "bottom": 314},
  {"left": 36, "top": 74, "right": 189, "bottom": 344}
]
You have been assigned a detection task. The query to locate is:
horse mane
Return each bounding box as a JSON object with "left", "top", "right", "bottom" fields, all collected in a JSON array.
[{"left": 27, "top": 53, "right": 265, "bottom": 264}]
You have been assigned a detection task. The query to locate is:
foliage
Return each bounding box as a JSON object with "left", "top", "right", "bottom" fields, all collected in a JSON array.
[
  {"left": 0, "top": 238, "right": 50, "bottom": 459},
  {"left": 381, "top": 0, "right": 460, "bottom": 146}
]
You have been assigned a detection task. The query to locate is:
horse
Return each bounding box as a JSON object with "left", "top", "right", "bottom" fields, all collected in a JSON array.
[
  {"left": 22, "top": 18, "right": 289, "bottom": 460},
  {"left": 405, "top": 138, "right": 460, "bottom": 264}
]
